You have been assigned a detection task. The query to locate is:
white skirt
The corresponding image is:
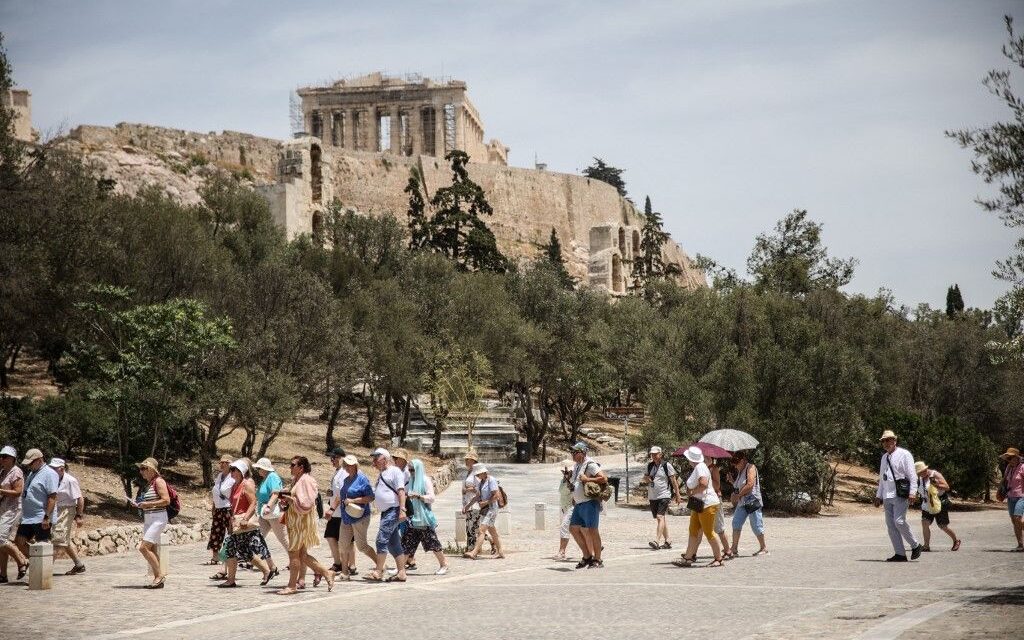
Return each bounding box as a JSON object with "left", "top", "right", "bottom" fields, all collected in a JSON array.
[{"left": 142, "top": 510, "right": 168, "bottom": 544}]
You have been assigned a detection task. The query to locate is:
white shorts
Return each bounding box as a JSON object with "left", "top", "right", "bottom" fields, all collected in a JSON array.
[
  {"left": 51, "top": 507, "right": 75, "bottom": 547},
  {"left": 142, "top": 511, "right": 168, "bottom": 544},
  {"left": 559, "top": 507, "right": 572, "bottom": 539},
  {"left": 0, "top": 507, "right": 20, "bottom": 542}
]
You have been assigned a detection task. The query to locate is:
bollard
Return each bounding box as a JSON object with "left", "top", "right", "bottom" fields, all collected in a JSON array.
[
  {"left": 496, "top": 508, "right": 512, "bottom": 536},
  {"left": 28, "top": 542, "right": 53, "bottom": 590},
  {"left": 148, "top": 533, "right": 170, "bottom": 577},
  {"left": 534, "top": 503, "right": 546, "bottom": 530},
  {"left": 455, "top": 510, "right": 467, "bottom": 545}
]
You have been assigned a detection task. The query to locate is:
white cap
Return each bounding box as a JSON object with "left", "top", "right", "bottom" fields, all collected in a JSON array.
[
  {"left": 0, "top": 446, "right": 16, "bottom": 458},
  {"left": 371, "top": 448, "right": 390, "bottom": 458},
  {"left": 683, "top": 446, "right": 704, "bottom": 464},
  {"left": 49, "top": 457, "right": 66, "bottom": 469},
  {"left": 649, "top": 446, "right": 662, "bottom": 455},
  {"left": 252, "top": 457, "right": 274, "bottom": 473},
  {"left": 229, "top": 459, "right": 249, "bottom": 475},
  {"left": 472, "top": 462, "right": 489, "bottom": 476}
]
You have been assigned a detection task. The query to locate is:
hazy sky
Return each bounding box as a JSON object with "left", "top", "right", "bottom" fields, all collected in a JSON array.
[{"left": 3, "top": 0, "right": 1020, "bottom": 308}]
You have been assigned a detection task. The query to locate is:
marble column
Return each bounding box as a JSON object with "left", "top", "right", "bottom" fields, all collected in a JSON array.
[{"left": 390, "top": 106, "right": 402, "bottom": 155}]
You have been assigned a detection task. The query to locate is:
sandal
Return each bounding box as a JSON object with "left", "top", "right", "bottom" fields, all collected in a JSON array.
[
  {"left": 951, "top": 539, "right": 962, "bottom": 552},
  {"left": 260, "top": 568, "right": 279, "bottom": 586},
  {"left": 217, "top": 581, "right": 239, "bottom": 588},
  {"left": 707, "top": 559, "right": 724, "bottom": 568},
  {"left": 462, "top": 552, "right": 477, "bottom": 560},
  {"left": 648, "top": 541, "right": 660, "bottom": 550},
  {"left": 209, "top": 572, "right": 228, "bottom": 581},
  {"left": 201, "top": 559, "right": 220, "bottom": 566},
  {"left": 363, "top": 572, "right": 384, "bottom": 583},
  {"left": 276, "top": 587, "right": 298, "bottom": 596},
  {"left": 384, "top": 574, "right": 406, "bottom": 583},
  {"left": 660, "top": 542, "right": 672, "bottom": 550},
  {"left": 672, "top": 555, "right": 695, "bottom": 567},
  {"left": 325, "top": 570, "right": 336, "bottom": 592},
  {"left": 752, "top": 549, "right": 770, "bottom": 556},
  {"left": 313, "top": 573, "right": 323, "bottom": 588},
  {"left": 17, "top": 563, "right": 28, "bottom": 580},
  {"left": 405, "top": 562, "right": 417, "bottom": 571}
]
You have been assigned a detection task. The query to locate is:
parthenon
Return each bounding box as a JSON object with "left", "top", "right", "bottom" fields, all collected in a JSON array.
[{"left": 297, "top": 72, "right": 509, "bottom": 165}]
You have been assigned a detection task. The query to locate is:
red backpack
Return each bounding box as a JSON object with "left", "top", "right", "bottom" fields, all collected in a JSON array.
[{"left": 165, "top": 482, "right": 181, "bottom": 521}]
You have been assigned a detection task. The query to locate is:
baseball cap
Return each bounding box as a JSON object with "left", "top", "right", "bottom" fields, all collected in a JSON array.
[
  {"left": 0, "top": 445, "right": 16, "bottom": 459},
  {"left": 649, "top": 446, "right": 662, "bottom": 455},
  {"left": 571, "top": 442, "right": 588, "bottom": 452},
  {"left": 21, "top": 448, "right": 43, "bottom": 466},
  {"left": 371, "top": 448, "right": 390, "bottom": 458},
  {"left": 49, "top": 457, "right": 66, "bottom": 469},
  {"left": 326, "top": 446, "right": 346, "bottom": 458}
]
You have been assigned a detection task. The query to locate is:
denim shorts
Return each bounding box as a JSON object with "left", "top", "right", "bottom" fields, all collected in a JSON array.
[
  {"left": 375, "top": 507, "right": 404, "bottom": 557},
  {"left": 732, "top": 504, "right": 765, "bottom": 536},
  {"left": 1009, "top": 496, "right": 1024, "bottom": 517},
  {"left": 570, "top": 500, "right": 600, "bottom": 529}
]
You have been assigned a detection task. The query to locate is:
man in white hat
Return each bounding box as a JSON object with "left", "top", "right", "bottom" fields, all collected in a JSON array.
[
  {"left": 0, "top": 445, "right": 27, "bottom": 583},
  {"left": 14, "top": 449, "right": 59, "bottom": 570},
  {"left": 643, "top": 446, "right": 680, "bottom": 550},
  {"left": 368, "top": 448, "right": 409, "bottom": 582},
  {"left": 568, "top": 442, "right": 608, "bottom": 569},
  {"left": 49, "top": 458, "right": 86, "bottom": 575},
  {"left": 874, "top": 430, "right": 921, "bottom": 561}
]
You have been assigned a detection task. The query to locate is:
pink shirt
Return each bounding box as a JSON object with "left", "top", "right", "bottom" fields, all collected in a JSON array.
[
  {"left": 1006, "top": 463, "right": 1024, "bottom": 498},
  {"left": 0, "top": 465, "right": 23, "bottom": 513}
]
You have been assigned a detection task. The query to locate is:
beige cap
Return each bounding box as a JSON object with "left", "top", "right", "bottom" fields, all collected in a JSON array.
[
  {"left": 878, "top": 430, "right": 898, "bottom": 441},
  {"left": 21, "top": 448, "right": 43, "bottom": 466}
]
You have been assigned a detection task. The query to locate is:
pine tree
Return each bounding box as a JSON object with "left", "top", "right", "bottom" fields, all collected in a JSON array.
[
  {"left": 582, "top": 158, "right": 627, "bottom": 197},
  {"left": 540, "top": 227, "right": 575, "bottom": 288},
  {"left": 631, "top": 195, "right": 672, "bottom": 293},
  {"left": 946, "top": 284, "right": 965, "bottom": 317}
]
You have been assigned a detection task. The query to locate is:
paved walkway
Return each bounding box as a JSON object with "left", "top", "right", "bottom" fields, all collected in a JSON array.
[{"left": 6, "top": 457, "right": 1023, "bottom": 639}]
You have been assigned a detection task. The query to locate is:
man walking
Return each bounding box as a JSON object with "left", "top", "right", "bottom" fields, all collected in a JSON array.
[
  {"left": 569, "top": 442, "right": 607, "bottom": 569},
  {"left": 14, "top": 449, "right": 59, "bottom": 571},
  {"left": 323, "top": 447, "right": 350, "bottom": 574},
  {"left": 873, "top": 430, "right": 921, "bottom": 562},
  {"left": 643, "top": 446, "right": 680, "bottom": 550},
  {"left": 368, "top": 449, "right": 408, "bottom": 583},
  {"left": 49, "top": 458, "right": 86, "bottom": 575}
]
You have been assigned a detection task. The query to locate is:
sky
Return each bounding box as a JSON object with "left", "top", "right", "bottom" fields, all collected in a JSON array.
[{"left": 2, "top": 0, "right": 1020, "bottom": 308}]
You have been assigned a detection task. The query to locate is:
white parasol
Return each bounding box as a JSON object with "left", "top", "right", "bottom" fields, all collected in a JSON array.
[{"left": 698, "top": 428, "right": 759, "bottom": 453}]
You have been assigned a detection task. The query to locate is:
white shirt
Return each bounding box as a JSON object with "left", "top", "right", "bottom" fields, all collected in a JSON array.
[
  {"left": 374, "top": 465, "right": 406, "bottom": 511},
  {"left": 685, "top": 462, "right": 720, "bottom": 506},
  {"left": 478, "top": 476, "right": 499, "bottom": 505},
  {"left": 212, "top": 472, "right": 235, "bottom": 509},
  {"left": 877, "top": 447, "right": 917, "bottom": 500},
  {"left": 54, "top": 472, "right": 82, "bottom": 509},
  {"left": 571, "top": 458, "right": 602, "bottom": 503},
  {"left": 919, "top": 470, "right": 947, "bottom": 514},
  {"left": 329, "top": 467, "right": 348, "bottom": 518},
  {"left": 462, "top": 470, "right": 479, "bottom": 508}
]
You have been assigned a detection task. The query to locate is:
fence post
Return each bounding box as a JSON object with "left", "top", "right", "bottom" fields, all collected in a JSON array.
[
  {"left": 497, "top": 508, "right": 512, "bottom": 536},
  {"left": 28, "top": 542, "right": 53, "bottom": 590},
  {"left": 455, "top": 511, "right": 467, "bottom": 544},
  {"left": 534, "top": 503, "right": 546, "bottom": 530}
]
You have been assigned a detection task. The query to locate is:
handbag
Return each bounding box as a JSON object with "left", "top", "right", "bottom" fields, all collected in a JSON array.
[
  {"left": 686, "top": 496, "right": 705, "bottom": 513},
  {"left": 744, "top": 497, "right": 762, "bottom": 513},
  {"left": 886, "top": 455, "right": 911, "bottom": 499}
]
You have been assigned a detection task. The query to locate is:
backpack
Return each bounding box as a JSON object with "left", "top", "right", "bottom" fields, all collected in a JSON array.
[
  {"left": 165, "top": 482, "right": 181, "bottom": 521},
  {"left": 647, "top": 461, "right": 677, "bottom": 498},
  {"left": 315, "top": 492, "right": 324, "bottom": 519}
]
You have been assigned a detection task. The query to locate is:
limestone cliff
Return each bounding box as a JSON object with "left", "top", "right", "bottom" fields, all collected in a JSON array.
[{"left": 59, "top": 123, "right": 706, "bottom": 291}]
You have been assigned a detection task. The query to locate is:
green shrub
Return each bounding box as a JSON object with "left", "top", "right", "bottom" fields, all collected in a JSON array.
[{"left": 757, "top": 441, "right": 829, "bottom": 511}]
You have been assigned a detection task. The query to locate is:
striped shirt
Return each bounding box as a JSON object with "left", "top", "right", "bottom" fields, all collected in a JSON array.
[{"left": 140, "top": 480, "right": 164, "bottom": 513}]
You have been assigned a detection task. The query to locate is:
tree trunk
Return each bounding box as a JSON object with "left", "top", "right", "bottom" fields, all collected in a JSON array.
[
  {"left": 385, "top": 393, "right": 395, "bottom": 439},
  {"left": 256, "top": 420, "right": 284, "bottom": 461},
  {"left": 431, "top": 408, "right": 446, "bottom": 457},
  {"left": 241, "top": 421, "right": 256, "bottom": 459},
  {"left": 325, "top": 392, "right": 345, "bottom": 451},
  {"left": 400, "top": 396, "right": 411, "bottom": 441},
  {"left": 360, "top": 401, "right": 377, "bottom": 448}
]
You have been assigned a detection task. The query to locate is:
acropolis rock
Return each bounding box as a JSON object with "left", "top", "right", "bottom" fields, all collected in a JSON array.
[{"left": 55, "top": 73, "right": 705, "bottom": 293}]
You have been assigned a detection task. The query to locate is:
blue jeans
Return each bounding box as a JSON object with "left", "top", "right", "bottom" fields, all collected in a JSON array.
[
  {"left": 375, "top": 507, "right": 404, "bottom": 557},
  {"left": 1009, "top": 496, "right": 1024, "bottom": 517},
  {"left": 732, "top": 504, "right": 765, "bottom": 536}
]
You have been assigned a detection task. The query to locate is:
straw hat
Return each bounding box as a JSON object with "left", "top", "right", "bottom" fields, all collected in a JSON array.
[
  {"left": 464, "top": 450, "right": 480, "bottom": 462},
  {"left": 914, "top": 461, "right": 928, "bottom": 474},
  {"left": 999, "top": 447, "right": 1021, "bottom": 460},
  {"left": 218, "top": 454, "right": 233, "bottom": 463},
  {"left": 393, "top": 448, "right": 410, "bottom": 462},
  {"left": 878, "top": 430, "right": 898, "bottom": 441},
  {"left": 342, "top": 454, "right": 358, "bottom": 466},
  {"left": 137, "top": 457, "right": 160, "bottom": 473}
]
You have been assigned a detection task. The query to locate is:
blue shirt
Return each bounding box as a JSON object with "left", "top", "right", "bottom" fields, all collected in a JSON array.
[
  {"left": 256, "top": 472, "right": 283, "bottom": 511},
  {"left": 341, "top": 471, "right": 374, "bottom": 524},
  {"left": 22, "top": 464, "right": 59, "bottom": 524}
]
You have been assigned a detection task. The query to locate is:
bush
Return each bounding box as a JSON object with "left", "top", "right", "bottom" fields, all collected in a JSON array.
[
  {"left": 757, "top": 441, "right": 829, "bottom": 512},
  {"left": 0, "top": 393, "right": 114, "bottom": 461}
]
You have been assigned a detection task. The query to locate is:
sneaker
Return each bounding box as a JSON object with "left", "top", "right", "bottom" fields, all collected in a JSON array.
[
  {"left": 64, "top": 564, "right": 86, "bottom": 576},
  {"left": 575, "top": 557, "right": 593, "bottom": 569},
  {"left": 886, "top": 554, "right": 908, "bottom": 562},
  {"left": 434, "top": 566, "right": 449, "bottom": 576},
  {"left": 587, "top": 559, "right": 604, "bottom": 569},
  {"left": 951, "top": 540, "right": 961, "bottom": 552},
  {"left": 910, "top": 545, "right": 922, "bottom": 560}
]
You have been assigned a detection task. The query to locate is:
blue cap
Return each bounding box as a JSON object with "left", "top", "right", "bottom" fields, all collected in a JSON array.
[{"left": 571, "top": 442, "right": 588, "bottom": 452}]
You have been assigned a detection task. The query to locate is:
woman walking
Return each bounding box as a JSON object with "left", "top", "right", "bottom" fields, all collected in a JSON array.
[
  {"left": 674, "top": 446, "right": 723, "bottom": 568},
  {"left": 403, "top": 459, "right": 449, "bottom": 575},
  {"left": 556, "top": 462, "right": 573, "bottom": 560},
  {"left": 206, "top": 454, "right": 235, "bottom": 566},
  {"left": 729, "top": 451, "right": 768, "bottom": 557},
  {"left": 915, "top": 461, "right": 960, "bottom": 552},
  {"left": 266, "top": 456, "right": 334, "bottom": 595},
  {"left": 132, "top": 458, "right": 170, "bottom": 588},
  {"left": 336, "top": 454, "right": 376, "bottom": 581},
  {"left": 463, "top": 464, "right": 505, "bottom": 560},
  {"left": 461, "top": 451, "right": 482, "bottom": 551},
  {"left": 253, "top": 458, "right": 287, "bottom": 550},
  {"left": 217, "top": 460, "right": 277, "bottom": 587}
]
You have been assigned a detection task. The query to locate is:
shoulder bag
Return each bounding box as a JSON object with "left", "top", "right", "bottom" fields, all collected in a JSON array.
[{"left": 886, "top": 454, "right": 911, "bottom": 499}]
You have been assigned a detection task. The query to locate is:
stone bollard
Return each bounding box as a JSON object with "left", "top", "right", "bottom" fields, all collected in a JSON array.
[
  {"left": 534, "top": 503, "right": 546, "bottom": 530},
  {"left": 29, "top": 542, "right": 53, "bottom": 590},
  {"left": 496, "top": 508, "right": 512, "bottom": 536},
  {"left": 455, "top": 511, "right": 467, "bottom": 544},
  {"left": 147, "top": 533, "right": 170, "bottom": 577}
]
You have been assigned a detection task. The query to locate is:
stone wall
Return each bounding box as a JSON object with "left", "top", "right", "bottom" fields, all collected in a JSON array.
[{"left": 70, "top": 522, "right": 211, "bottom": 557}]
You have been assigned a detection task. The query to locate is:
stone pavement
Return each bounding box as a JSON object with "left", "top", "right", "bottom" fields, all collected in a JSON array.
[{"left": 5, "top": 457, "right": 1023, "bottom": 639}]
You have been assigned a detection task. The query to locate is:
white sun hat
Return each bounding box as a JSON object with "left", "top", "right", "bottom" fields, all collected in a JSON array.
[{"left": 683, "top": 446, "right": 704, "bottom": 464}]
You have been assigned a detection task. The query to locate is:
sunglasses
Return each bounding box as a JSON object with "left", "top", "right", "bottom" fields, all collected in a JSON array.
[{"left": 289, "top": 462, "right": 301, "bottom": 467}]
